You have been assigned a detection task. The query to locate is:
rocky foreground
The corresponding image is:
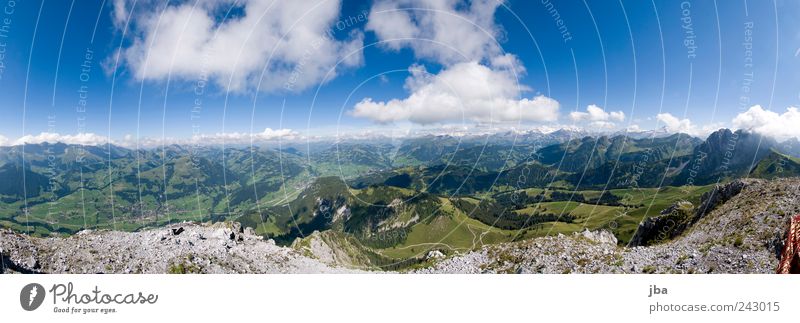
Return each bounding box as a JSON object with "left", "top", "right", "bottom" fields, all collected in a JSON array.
[
  {"left": 2, "top": 178, "right": 798, "bottom": 274},
  {"left": 0, "top": 222, "right": 362, "bottom": 273},
  {"left": 415, "top": 178, "right": 799, "bottom": 273}
]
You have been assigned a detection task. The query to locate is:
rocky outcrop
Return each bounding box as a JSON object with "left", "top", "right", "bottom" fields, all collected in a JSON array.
[
  {"left": 694, "top": 180, "right": 748, "bottom": 219},
  {"left": 628, "top": 201, "right": 694, "bottom": 247},
  {"left": 579, "top": 229, "right": 618, "bottom": 245},
  {"left": 628, "top": 180, "right": 749, "bottom": 247},
  {"left": 0, "top": 222, "right": 365, "bottom": 274},
  {"left": 417, "top": 178, "right": 800, "bottom": 274},
  {"left": 290, "top": 230, "right": 379, "bottom": 269},
  {"left": 414, "top": 230, "right": 621, "bottom": 274}
]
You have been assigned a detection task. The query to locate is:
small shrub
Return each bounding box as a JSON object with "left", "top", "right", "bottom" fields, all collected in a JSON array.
[{"left": 733, "top": 235, "right": 744, "bottom": 248}]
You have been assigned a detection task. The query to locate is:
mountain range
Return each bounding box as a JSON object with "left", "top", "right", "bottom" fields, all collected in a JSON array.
[{"left": 1, "top": 128, "right": 799, "bottom": 268}]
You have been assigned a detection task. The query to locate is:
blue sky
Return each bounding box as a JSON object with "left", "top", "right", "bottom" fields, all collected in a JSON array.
[{"left": 0, "top": 0, "right": 799, "bottom": 145}]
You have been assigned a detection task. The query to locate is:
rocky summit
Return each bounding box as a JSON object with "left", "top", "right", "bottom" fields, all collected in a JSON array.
[{"left": 0, "top": 222, "right": 363, "bottom": 274}]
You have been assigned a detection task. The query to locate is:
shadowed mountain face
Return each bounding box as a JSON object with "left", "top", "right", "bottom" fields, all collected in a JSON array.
[
  {"left": 672, "top": 129, "right": 778, "bottom": 186},
  {"left": 535, "top": 134, "right": 700, "bottom": 173},
  {"left": 0, "top": 163, "right": 52, "bottom": 199}
]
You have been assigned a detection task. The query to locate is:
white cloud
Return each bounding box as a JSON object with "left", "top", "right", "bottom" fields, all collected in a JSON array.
[
  {"left": 656, "top": 113, "right": 696, "bottom": 135},
  {"left": 192, "top": 128, "right": 299, "bottom": 144},
  {"left": 489, "top": 53, "right": 525, "bottom": 74},
  {"left": 112, "top": 0, "right": 364, "bottom": 93},
  {"left": 350, "top": 61, "right": 559, "bottom": 124},
  {"left": 367, "top": 0, "right": 509, "bottom": 67},
  {"left": 356, "top": 1, "right": 552, "bottom": 126},
  {"left": 118, "top": 128, "right": 299, "bottom": 148},
  {"left": 118, "top": 135, "right": 166, "bottom": 149},
  {"left": 655, "top": 113, "right": 721, "bottom": 137},
  {"left": 569, "top": 104, "right": 625, "bottom": 128},
  {"left": 0, "top": 129, "right": 298, "bottom": 148},
  {"left": 732, "top": 105, "right": 800, "bottom": 141},
  {"left": 626, "top": 124, "right": 642, "bottom": 132},
  {"left": 9, "top": 132, "right": 110, "bottom": 146}
]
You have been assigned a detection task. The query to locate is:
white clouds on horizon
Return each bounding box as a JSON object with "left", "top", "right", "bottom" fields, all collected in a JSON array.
[
  {"left": 8, "top": 107, "right": 800, "bottom": 148},
  {"left": 0, "top": 129, "right": 298, "bottom": 148},
  {"left": 117, "top": 128, "right": 299, "bottom": 147},
  {"left": 625, "top": 124, "right": 642, "bottom": 132},
  {"left": 349, "top": 61, "right": 560, "bottom": 124},
  {"left": 569, "top": 104, "right": 625, "bottom": 129},
  {"left": 656, "top": 113, "right": 695, "bottom": 134},
  {"left": 655, "top": 113, "right": 723, "bottom": 138},
  {"left": 653, "top": 106, "right": 800, "bottom": 141},
  {"left": 111, "top": 0, "right": 364, "bottom": 93},
  {"left": 10, "top": 132, "right": 111, "bottom": 146},
  {"left": 190, "top": 128, "right": 299, "bottom": 145},
  {"left": 732, "top": 105, "right": 800, "bottom": 141}
]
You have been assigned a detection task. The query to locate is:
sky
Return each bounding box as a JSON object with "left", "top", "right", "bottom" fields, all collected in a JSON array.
[{"left": 0, "top": 0, "right": 799, "bottom": 147}]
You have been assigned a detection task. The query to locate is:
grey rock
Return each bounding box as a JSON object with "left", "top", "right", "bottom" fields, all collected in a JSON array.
[{"left": 0, "top": 222, "right": 369, "bottom": 274}]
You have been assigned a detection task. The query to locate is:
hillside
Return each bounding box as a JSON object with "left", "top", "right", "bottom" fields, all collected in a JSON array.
[
  {"left": 0, "top": 143, "right": 315, "bottom": 236},
  {"left": 415, "top": 178, "right": 799, "bottom": 273},
  {"left": 234, "top": 174, "right": 714, "bottom": 269},
  {"left": 749, "top": 150, "right": 800, "bottom": 179},
  {"left": 5, "top": 178, "right": 795, "bottom": 274}
]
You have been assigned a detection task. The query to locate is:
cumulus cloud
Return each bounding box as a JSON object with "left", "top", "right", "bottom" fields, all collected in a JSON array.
[
  {"left": 10, "top": 132, "right": 110, "bottom": 146},
  {"left": 117, "top": 128, "right": 299, "bottom": 148},
  {"left": 625, "top": 124, "right": 642, "bottom": 132},
  {"left": 355, "top": 0, "right": 553, "bottom": 125},
  {"left": 656, "top": 113, "right": 697, "bottom": 135},
  {"left": 367, "top": 0, "right": 509, "bottom": 67},
  {"left": 111, "top": 0, "right": 364, "bottom": 93},
  {"left": 192, "top": 128, "right": 299, "bottom": 144},
  {"left": 732, "top": 105, "right": 800, "bottom": 141},
  {"left": 349, "top": 61, "right": 559, "bottom": 124},
  {"left": 569, "top": 104, "right": 625, "bottom": 128},
  {"left": 0, "top": 129, "right": 298, "bottom": 148},
  {"left": 655, "top": 113, "right": 721, "bottom": 137}
]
